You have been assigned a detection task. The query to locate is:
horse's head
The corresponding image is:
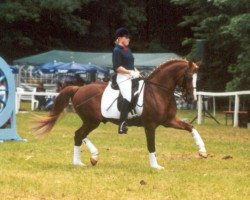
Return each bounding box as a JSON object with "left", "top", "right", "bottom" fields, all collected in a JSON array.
[
  {"left": 179, "top": 61, "right": 199, "bottom": 103},
  {"left": 146, "top": 59, "right": 199, "bottom": 104}
]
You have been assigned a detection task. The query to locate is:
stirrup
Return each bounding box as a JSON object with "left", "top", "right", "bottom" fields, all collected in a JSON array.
[{"left": 118, "top": 121, "right": 128, "bottom": 134}]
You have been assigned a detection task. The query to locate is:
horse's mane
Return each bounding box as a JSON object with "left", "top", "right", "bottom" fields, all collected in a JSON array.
[{"left": 147, "top": 58, "right": 188, "bottom": 79}]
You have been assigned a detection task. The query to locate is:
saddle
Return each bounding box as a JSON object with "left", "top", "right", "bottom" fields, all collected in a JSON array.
[{"left": 111, "top": 73, "right": 141, "bottom": 114}]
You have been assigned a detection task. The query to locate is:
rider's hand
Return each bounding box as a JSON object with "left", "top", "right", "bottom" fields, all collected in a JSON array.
[{"left": 130, "top": 70, "right": 140, "bottom": 79}]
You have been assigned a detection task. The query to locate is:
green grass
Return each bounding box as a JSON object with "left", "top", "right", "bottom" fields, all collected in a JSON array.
[{"left": 0, "top": 107, "right": 249, "bottom": 200}]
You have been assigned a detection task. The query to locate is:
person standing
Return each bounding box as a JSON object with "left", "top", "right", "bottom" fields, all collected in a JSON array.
[
  {"left": 35, "top": 82, "right": 46, "bottom": 110},
  {"left": 112, "top": 27, "right": 140, "bottom": 134},
  {"left": 0, "top": 80, "right": 6, "bottom": 108}
]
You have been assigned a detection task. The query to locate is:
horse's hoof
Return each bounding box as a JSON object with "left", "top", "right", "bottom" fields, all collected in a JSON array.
[
  {"left": 199, "top": 151, "right": 208, "bottom": 158},
  {"left": 90, "top": 157, "right": 98, "bottom": 166},
  {"left": 151, "top": 165, "right": 165, "bottom": 170},
  {"left": 73, "top": 161, "right": 86, "bottom": 167}
]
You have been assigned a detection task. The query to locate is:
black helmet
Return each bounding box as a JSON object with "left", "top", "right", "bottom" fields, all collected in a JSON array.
[{"left": 115, "top": 27, "right": 130, "bottom": 38}]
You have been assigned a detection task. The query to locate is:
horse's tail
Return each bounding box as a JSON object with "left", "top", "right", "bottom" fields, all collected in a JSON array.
[{"left": 33, "top": 86, "right": 79, "bottom": 136}]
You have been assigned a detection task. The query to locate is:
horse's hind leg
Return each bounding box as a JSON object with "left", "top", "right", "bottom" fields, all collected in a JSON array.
[
  {"left": 83, "top": 137, "right": 99, "bottom": 166},
  {"left": 167, "top": 117, "right": 207, "bottom": 158},
  {"left": 73, "top": 121, "right": 100, "bottom": 166},
  {"left": 73, "top": 126, "right": 86, "bottom": 166}
]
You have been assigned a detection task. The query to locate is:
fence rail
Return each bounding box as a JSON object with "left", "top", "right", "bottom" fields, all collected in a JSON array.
[
  {"left": 15, "top": 90, "right": 250, "bottom": 128},
  {"left": 196, "top": 91, "right": 250, "bottom": 127}
]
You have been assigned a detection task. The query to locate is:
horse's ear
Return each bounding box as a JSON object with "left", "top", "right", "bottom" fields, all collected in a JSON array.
[
  {"left": 196, "top": 61, "right": 202, "bottom": 67},
  {"left": 188, "top": 61, "right": 196, "bottom": 70},
  {"left": 188, "top": 60, "right": 199, "bottom": 71}
]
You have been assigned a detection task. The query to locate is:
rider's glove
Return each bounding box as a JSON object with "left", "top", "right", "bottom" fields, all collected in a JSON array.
[{"left": 130, "top": 70, "right": 140, "bottom": 79}]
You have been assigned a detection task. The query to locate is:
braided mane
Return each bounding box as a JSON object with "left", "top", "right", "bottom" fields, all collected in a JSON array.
[{"left": 147, "top": 59, "right": 188, "bottom": 79}]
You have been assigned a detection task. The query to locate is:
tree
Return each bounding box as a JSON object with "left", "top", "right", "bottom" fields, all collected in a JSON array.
[
  {"left": 76, "top": 0, "right": 147, "bottom": 51},
  {"left": 171, "top": 0, "right": 250, "bottom": 91},
  {"left": 0, "top": 0, "right": 192, "bottom": 62},
  {"left": 225, "top": 13, "right": 250, "bottom": 91},
  {"left": 0, "top": 0, "right": 90, "bottom": 61}
]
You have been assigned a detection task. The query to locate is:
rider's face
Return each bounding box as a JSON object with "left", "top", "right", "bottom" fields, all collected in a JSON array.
[{"left": 118, "top": 36, "right": 130, "bottom": 47}]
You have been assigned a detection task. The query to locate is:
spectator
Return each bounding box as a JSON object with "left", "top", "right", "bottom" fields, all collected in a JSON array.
[
  {"left": 35, "top": 82, "right": 46, "bottom": 110},
  {"left": 56, "top": 82, "right": 63, "bottom": 92},
  {"left": 0, "top": 80, "right": 6, "bottom": 108},
  {"left": 0, "top": 79, "right": 11, "bottom": 128},
  {"left": 44, "top": 82, "right": 62, "bottom": 111},
  {"left": 102, "top": 77, "right": 110, "bottom": 82}
]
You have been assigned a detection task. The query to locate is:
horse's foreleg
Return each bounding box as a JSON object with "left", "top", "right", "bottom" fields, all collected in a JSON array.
[
  {"left": 145, "top": 125, "right": 164, "bottom": 170},
  {"left": 191, "top": 128, "right": 207, "bottom": 158},
  {"left": 167, "top": 118, "right": 207, "bottom": 158}
]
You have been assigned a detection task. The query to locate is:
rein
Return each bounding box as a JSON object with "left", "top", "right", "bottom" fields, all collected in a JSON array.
[
  {"left": 142, "top": 66, "right": 192, "bottom": 110},
  {"left": 143, "top": 66, "right": 190, "bottom": 93},
  {"left": 144, "top": 79, "right": 171, "bottom": 93},
  {"left": 74, "top": 65, "right": 192, "bottom": 110}
]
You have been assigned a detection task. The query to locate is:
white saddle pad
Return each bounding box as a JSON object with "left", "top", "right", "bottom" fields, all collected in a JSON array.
[{"left": 101, "top": 81, "right": 145, "bottom": 119}]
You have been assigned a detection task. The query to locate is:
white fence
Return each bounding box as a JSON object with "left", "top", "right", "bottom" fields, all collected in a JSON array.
[
  {"left": 16, "top": 91, "right": 58, "bottom": 113},
  {"left": 15, "top": 89, "right": 250, "bottom": 128},
  {"left": 196, "top": 91, "right": 250, "bottom": 127}
]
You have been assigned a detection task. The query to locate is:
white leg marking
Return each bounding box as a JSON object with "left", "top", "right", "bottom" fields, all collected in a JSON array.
[
  {"left": 192, "top": 73, "right": 197, "bottom": 101},
  {"left": 73, "top": 146, "right": 86, "bottom": 166},
  {"left": 149, "top": 152, "right": 164, "bottom": 170},
  {"left": 191, "top": 128, "right": 207, "bottom": 157},
  {"left": 83, "top": 138, "right": 99, "bottom": 165}
]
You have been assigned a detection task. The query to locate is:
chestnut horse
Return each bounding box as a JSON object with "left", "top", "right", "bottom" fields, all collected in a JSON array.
[{"left": 34, "top": 59, "right": 207, "bottom": 169}]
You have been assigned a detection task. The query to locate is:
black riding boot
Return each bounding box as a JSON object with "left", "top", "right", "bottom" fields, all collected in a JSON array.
[{"left": 118, "top": 99, "right": 130, "bottom": 134}]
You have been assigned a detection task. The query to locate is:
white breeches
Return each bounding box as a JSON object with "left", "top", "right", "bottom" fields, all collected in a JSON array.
[{"left": 117, "top": 73, "right": 132, "bottom": 102}]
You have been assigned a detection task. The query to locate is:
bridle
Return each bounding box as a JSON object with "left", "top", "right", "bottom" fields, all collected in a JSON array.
[
  {"left": 141, "top": 66, "right": 194, "bottom": 114},
  {"left": 178, "top": 68, "right": 195, "bottom": 101},
  {"left": 144, "top": 66, "right": 194, "bottom": 97}
]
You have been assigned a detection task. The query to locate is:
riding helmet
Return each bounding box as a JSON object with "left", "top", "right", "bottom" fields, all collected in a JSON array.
[{"left": 115, "top": 27, "right": 130, "bottom": 38}]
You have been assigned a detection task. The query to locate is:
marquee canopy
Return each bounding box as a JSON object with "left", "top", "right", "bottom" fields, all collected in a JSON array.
[{"left": 13, "top": 50, "right": 181, "bottom": 69}]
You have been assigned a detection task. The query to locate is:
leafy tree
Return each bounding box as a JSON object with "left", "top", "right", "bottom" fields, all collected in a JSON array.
[
  {"left": 0, "top": 0, "right": 192, "bottom": 62},
  {"left": 225, "top": 13, "right": 250, "bottom": 91},
  {"left": 143, "top": 0, "right": 191, "bottom": 53},
  {"left": 76, "top": 0, "right": 147, "bottom": 51},
  {"left": 0, "top": 0, "right": 90, "bottom": 61},
  {"left": 171, "top": 0, "right": 250, "bottom": 91}
]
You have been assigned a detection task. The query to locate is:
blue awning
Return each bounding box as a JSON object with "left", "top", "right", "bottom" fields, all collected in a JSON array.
[
  {"left": 32, "top": 61, "right": 65, "bottom": 74},
  {"left": 32, "top": 61, "right": 109, "bottom": 75},
  {"left": 56, "top": 62, "right": 97, "bottom": 74}
]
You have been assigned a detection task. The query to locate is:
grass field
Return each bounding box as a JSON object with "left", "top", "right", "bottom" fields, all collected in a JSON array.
[{"left": 0, "top": 106, "right": 249, "bottom": 200}]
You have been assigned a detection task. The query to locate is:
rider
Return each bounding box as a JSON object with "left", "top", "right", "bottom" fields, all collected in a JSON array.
[{"left": 112, "top": 27, "right": 140, "bottom": 134}]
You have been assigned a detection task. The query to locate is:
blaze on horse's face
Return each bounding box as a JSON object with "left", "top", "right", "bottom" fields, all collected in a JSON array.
[{"left": 182, "top": 62, "right": 198, "bottom": 103}]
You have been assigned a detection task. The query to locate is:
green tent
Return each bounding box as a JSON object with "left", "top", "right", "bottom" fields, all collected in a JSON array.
[{"left": 13, "top": 50, "right": 181, "bottom": 69}]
